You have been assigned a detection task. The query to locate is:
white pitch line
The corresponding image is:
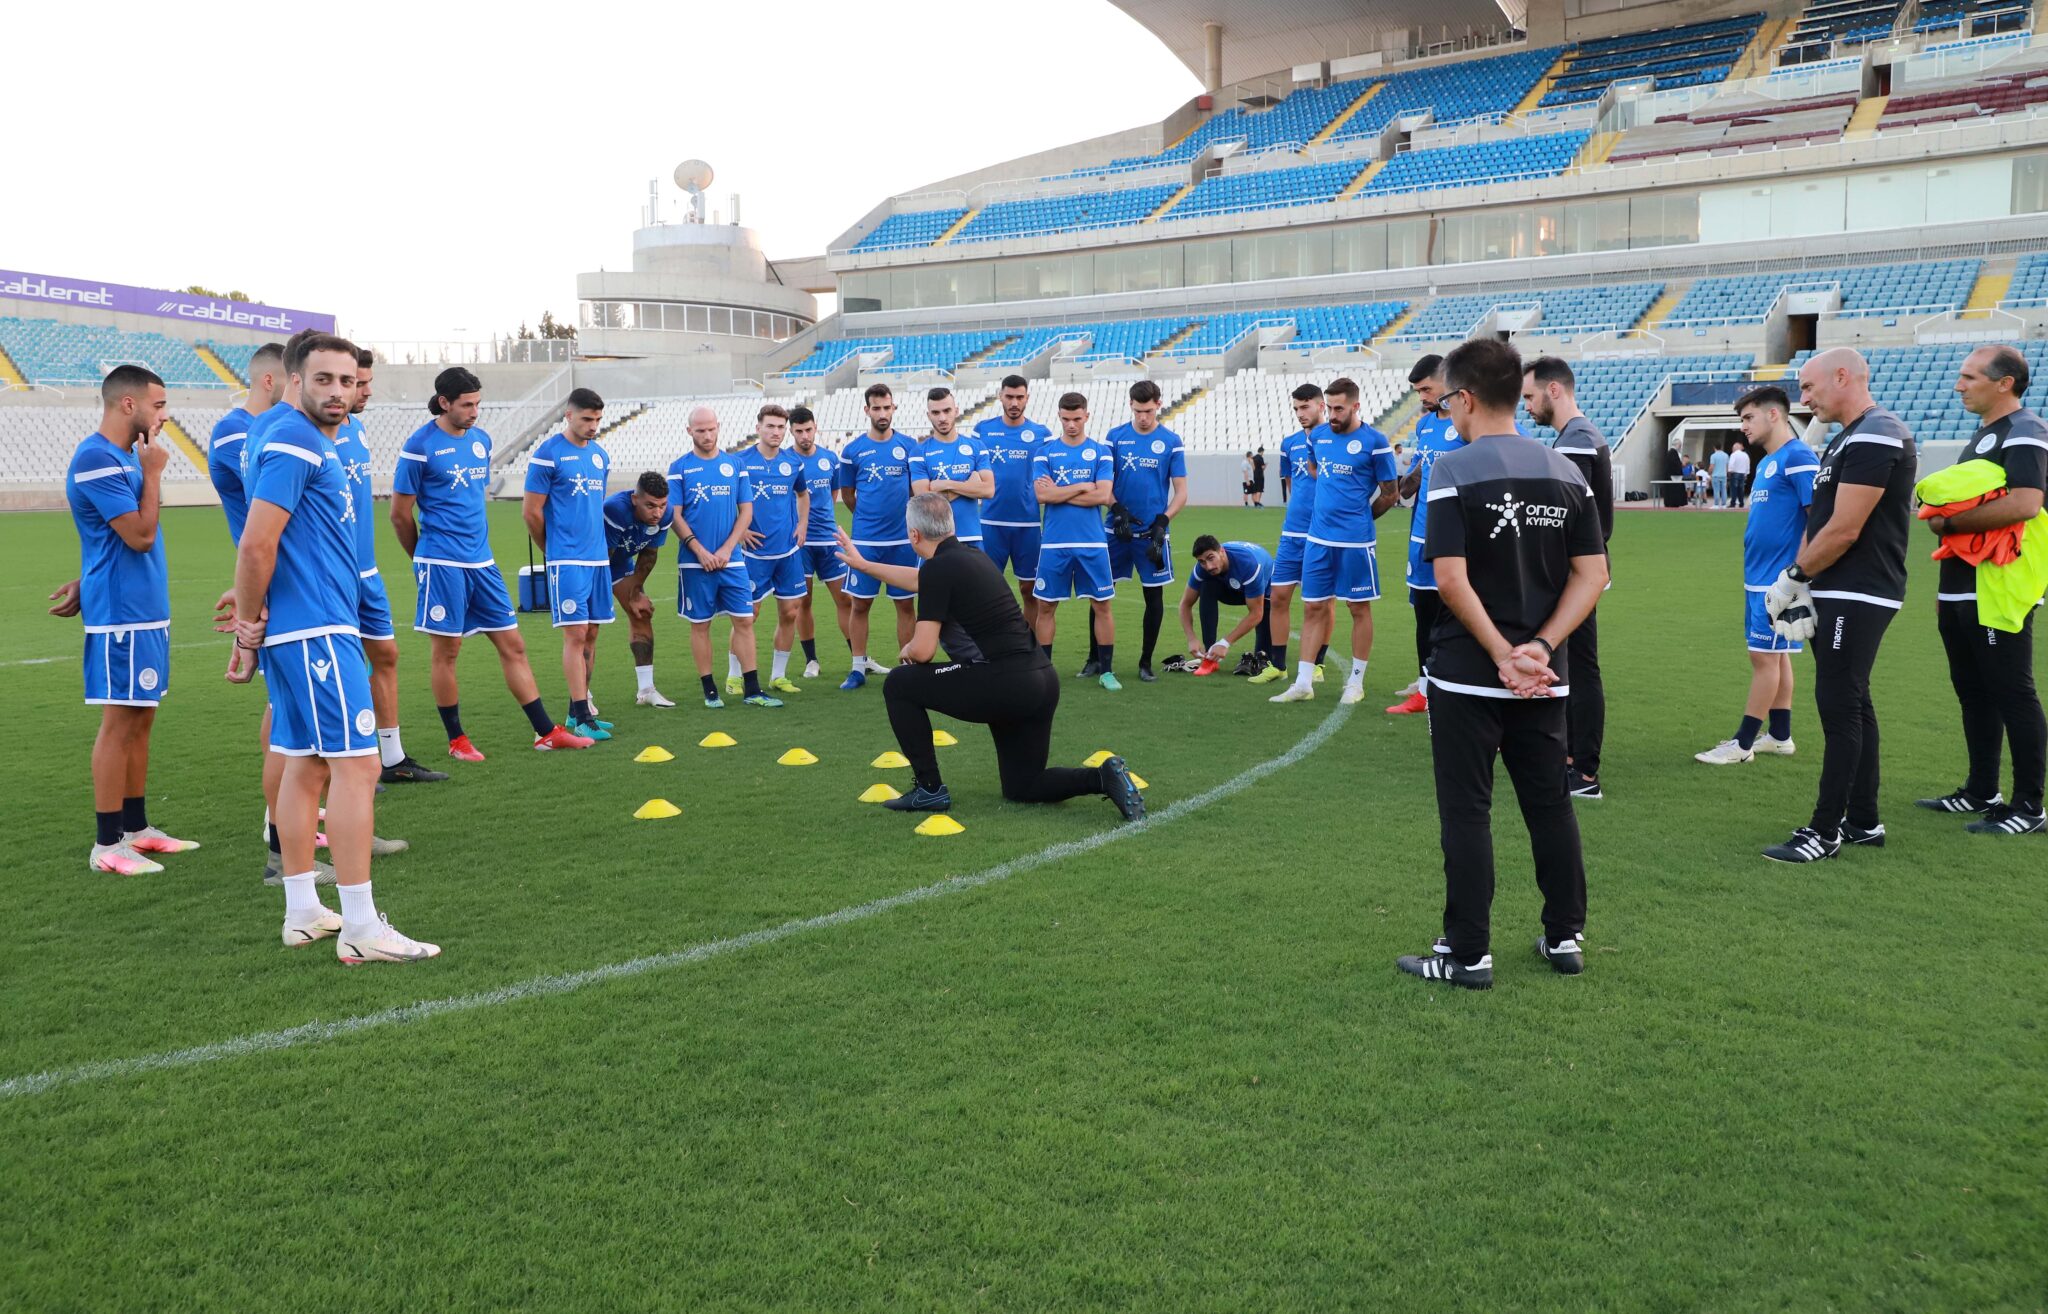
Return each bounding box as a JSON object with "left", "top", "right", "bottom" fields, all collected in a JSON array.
[
  {"left": 0, "top": 704, "right": 1352, "bottom": 1101},
  {"left": 2, "top": 640, "right": 221, "bottom": 669}
]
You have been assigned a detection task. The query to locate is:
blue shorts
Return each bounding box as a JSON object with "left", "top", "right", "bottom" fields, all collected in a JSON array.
[
  {"left": 1272, "top": 534, "right": 1308, "bottom": 588},
  {"left": 1109, "top": 533, "right": 1175, "bottom": 587},
  {"left": 1405, "top": 540, "right": 1437, "bottom": 592},
  {"left": 83, "top": 625, "right": 170, "bottom": 707},
  {"left": 549, "top": 562, "right": 616, "bottom": 628},
  {"left": 608, "top": 547, "right": 656, "bottom": 584},
  {"left": 357, "top": 571, "right": 395, "bottom": 642},
  {"left": 679, "top": 565, "right": 754, "bottom": 622},
  {"left": 845, "top": 543, "right": 919, "bottom": 600},
  {"left": 1035, "top": 544, "right": 1115, "bottom": 602},
  {"left": 745, "top": 549, "right": 808, "bottom": 603},
  {"left": 263, "top": 632, "right": 378, "bottom": 758},
  {"left": 414, "top": 562, "right": 518, "bottom": 637},
  {"left": 1301, "top": 540, "right": 1380, "bottom": 604},
  {"left": 802, "top": 541, "right": 847, "bottom": 584},
  {"left": 1747, "top": 589, "right": 1802, "bottom": 653},
  {"left": 981, "top": 522, "right": 1041, "bottom": 580}
]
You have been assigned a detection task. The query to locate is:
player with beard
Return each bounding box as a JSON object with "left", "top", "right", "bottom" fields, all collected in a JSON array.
[
  {"left": 1248, "top": 382, "right": 1330, "bottom": 686},
  {"left": 1387, "top": 355, "right": 1465, "bottom": 715},
  {"left": 788, "top": 405, "right": 854, "bottom": 678},
  {"left": 974, "top": 374, "right": 1052, "bottom": 625},
  {"left": 834, "top": 384, "right": 931, "bottom": 690}
]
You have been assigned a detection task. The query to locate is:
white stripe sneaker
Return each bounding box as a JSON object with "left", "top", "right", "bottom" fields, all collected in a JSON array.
[
  {"left": 1694, "top": 738, "right": 1754, "bottom": 765},
  {"left": 282, "top": 906, "right": 344, "bottom": 947},
  {"left": 1965, "top": 804, "right": 2046, "bottom": 836},
  {"left": 337, "top": 913, "right": 442, "bottom": 966},
  {"left": 1396, "top": 951, "right": 1493, "bottom": 989}
]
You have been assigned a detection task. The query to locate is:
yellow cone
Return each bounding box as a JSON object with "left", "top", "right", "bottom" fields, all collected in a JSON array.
[
  {"left": 1129, "top": 772, "right": 1149, "bottom": 790},
  {"left": 699, "top": 732, "right": 737, "bottom": 749},
  {"left": 1082, "top": 749, "right": 1115, "bottom": 767},
  {"left": 871, "top": 751, "right": 911, "bottom": 768},
  {"left": 777, "top": 747, "right": 819, "bottom": 766},
  {"left": 858, "top": 783, "right": 902, "bottom": 803},
  {"left": 932, "top": 730, "right": 959, "bottom": 747},
  {"left": 633, "top": 746, "right": 675, "bottom": 763},
  {"left": 634, "top": 799, "right": 682, "bottom": 820},
  {"left": 914, "top": 814, "right": 966, "bottom": 836}
]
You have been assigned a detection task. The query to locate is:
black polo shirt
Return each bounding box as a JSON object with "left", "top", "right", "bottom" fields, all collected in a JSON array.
[
  {"left": 1553, "top": 415, "right": 1613, "bottom": 544},
  {"left": 916, "top": 536, "right": 1043, "bottom": 666},
  {"left": 1809, "top": 405, "right": 1917, "bottom": 609},
  {"left": 1940, "top": 406, "right": 2048, "bottom": 602}
]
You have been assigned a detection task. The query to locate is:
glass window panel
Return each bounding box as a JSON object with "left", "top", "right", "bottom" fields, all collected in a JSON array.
[
  {"left": 1387, "top": 217, "right": 1428, "bottom": 270},
  {"left": 710, "top": 306, "right": 732, "bottom": 335},
  {"left": 2012, "top": 154, "right": 2048, "bottom": 214},
  {"left": 684, "top": 304, "right": 707, "bottom": 332},
  {"left": 1185, "top": 238, "right": 1232, "bottom": 287}
]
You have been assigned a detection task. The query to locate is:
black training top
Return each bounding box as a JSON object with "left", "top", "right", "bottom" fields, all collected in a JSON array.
[
  {"left": 1553, "top": 415, "right": 1614, "bottom": 544},
  {"left": 1941, "top": 407, "right": 2048, "bottom": 600},
  {"left": 916, "top": 536, "right": 1044, "bottom": 665},
  {"left": 1809, "top": 405, "right": 1917, "bottom": 609},
  {"left": 1423, "top": 433, "right": 1605, "bottom": 698}
]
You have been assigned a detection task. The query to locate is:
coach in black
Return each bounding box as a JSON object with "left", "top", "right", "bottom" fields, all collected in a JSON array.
[
  {"left": 1761, "top": 347, "right": 1918, "bottom": 863},
  {"left": 1398, "top": 341, "right": 1608, "bottom": 992},
  {"left": 836, "top": 494, "right": 1145, "bottom": 821},
  {"left": 1916, "top": 345, "right": 2047, "bottom": 835}
]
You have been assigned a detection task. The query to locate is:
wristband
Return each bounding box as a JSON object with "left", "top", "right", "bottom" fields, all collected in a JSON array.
[
  {"left": 236, "top": 641, "right": 259, "bottom": 651},
  {"left": 1530, "top": 636, "right": 1554, "bottom": 656},
  {"left": 1787, "top": 565, "right": 1811, "bottom": 584}
]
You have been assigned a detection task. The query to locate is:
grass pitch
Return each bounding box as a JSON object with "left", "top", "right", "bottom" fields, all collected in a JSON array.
[{"left": 0, "top": 502, "right": 2042, "bottom": 1311}]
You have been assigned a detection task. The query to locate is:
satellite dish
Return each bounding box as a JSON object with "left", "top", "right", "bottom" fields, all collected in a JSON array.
[{"left": 673, "top": 160, "right": 714, "bottom": 193}]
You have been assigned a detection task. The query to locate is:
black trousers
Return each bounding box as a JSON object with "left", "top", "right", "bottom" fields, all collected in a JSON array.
[
  {"left": 1197, "top": 583, "right": 1273, "bottom": 653},
  {"left": 1937, "top": 600, "right": 2045, "bottom": 811},
  {"left": 1566, "top": 606, "right": 1604, "bottom": 778},
  {"left": 1429, "top": 690, "right": 1588, "bottom": 964},
  {"left": 883, "top": 660, "right": 1102, "bottom": 803},
  {"left": 1809, "top": 597, "right": 1895, "bottom": 835},
  {"left": 1410, "top": 588, "right": 1444, "bottom": 675}
]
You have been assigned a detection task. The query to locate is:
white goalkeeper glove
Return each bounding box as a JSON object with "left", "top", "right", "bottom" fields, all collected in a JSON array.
[
  {"left": 1766, "top": 567, "right": 1817, "bottom": 642},
  {"left": 1206, "top": 640, "right": 1230, "bottom": 662}
]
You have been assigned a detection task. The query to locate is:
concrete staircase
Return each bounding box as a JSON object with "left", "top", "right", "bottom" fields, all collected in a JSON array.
[
  {"left": 959, "top": 335, "right": 1019, "bottom": 367},
  {"left": 195, "top": 344, "right": 244, "bottom": 388},
  {"left": 1512, "top": 53, "right": 1573, "bottom": 116},
  {"left": 933, "top": 209, "right": 979, "bottom": 247},
  {"left": 1336, "top": 159, "right": 1385, "bottom": 200},
  {"left": 1843, "top": 95, "right": 1890, "bottom": 140},
  {"left": 160, "top": 417, "right": 208, "bottom": 473},
  {"left": 1962, "top": 266, "right": 2014, "bottom": 315},
  {"left": 1639, "top": 282, "right": 1689, "bottom": 329},
  {"left": 1144, "top": 181, "right": 1194, "bottom": 224},
  {"left": 596, "top": 402, "right": 650, "bottom": 441},
  {"left": 1149, "top": 321, "right": 1203, "bottom": 356},
  {"left": 1163, "top": 382, "right": 1209, "bottom": 422},
  {"left": 1305, "top": 81, "right": 1385, "bottom": 148},
  {"left": 0, "top": 344, "right": 26, "bottom": 389},
  {"left": 1732, "top": 16, "right": 1799, "bottom": 80},
  {"left": 1370, "top": 305, "right": 1419, "bottom": 346},
  {"left": 1378, "top": 391, "right": 1424, "bottom": 441},
  {"left": 1573, "top": 131, "right": 1622, "bottom": 170}
]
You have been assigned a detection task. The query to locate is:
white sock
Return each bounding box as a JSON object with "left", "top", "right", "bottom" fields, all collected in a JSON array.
[
  {"left": 772, "top": 649, "right": 790, "bottom": 681},
  {"left": 851, "top": 651, "right": 866, "bottom": 666},
  {"left": 338, "top": 880, "right": 377, "bottom": 926},
  {"left": 635, "top": 664, "right": 654, "bottom": 693},
  {"left": 727, "top": 652, "right": 741, "bottom": 679},
  {"left": 1350, "top": 658, "right": 1367, "bottom": 684},
  {"left": 1296, "top": 661, "right": 1314, "bottom": 687},
  {"left": 282, "top": 872, "right": 320, "bottom": 915},
  {"left": 376, "top": 726, "right": 404, "bottom": 769},
  {"left": 261, "top": 806, "right": 271, "bottom": 842}
]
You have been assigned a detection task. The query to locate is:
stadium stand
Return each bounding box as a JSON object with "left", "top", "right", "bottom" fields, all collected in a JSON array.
[
  {"left": 1782, "top": 0, "right": 1906, "bottom": 63},
  {"left": 1172, "top": 160, "right": 1372, "bottom": 219},
  {"left": 1786, "top": 341, "right": 2048, "bottom": 441},
  {"left": 1610, "top": 91, "right": 1857, "bottom": 162},
  {"left": 781, "top": 331, "right": 1013, "bottom": 378},
  {"left": 0, "top": 406, "right": 211, "bottom": 482},
  {"left": 852, "top": 209, "right": 969, "bottom": 253},
  {"left": 1364, "top": 130, "right": 1591, "bottom": 196},
  {"left": 1877, "top": 53, "right": 2048, "bottom": 128},
  {"left": 1665, "top": 259, "right": 1980, "bottom": 322},
  {"left": 1326, "top": 47, "right": 1560, "bottom": 142},
  {"left": 199, "top": 340, "right": 258, "bottom": 384},
  {"left": 1540, "top": 14, "right": 1765, "bottom": 107},
  {"left": 952, "top": 184, "right": 1181, "bottom": 244},
  {"left": 1520, "top": 351, "right": 1758, "bottom": 441},
  {"left": 2000, "top": 249, "right": 2048, "bottom": 304},
  {"left": 1393, "top": 282, "right": 1664, "bottom": 340},
  {"left": 0, "top": 316, "right": 225, "bottom": 389},
  {"left": 1171, "top": 369, "right": 1408, "bottom": 453},
  {"left": 1060, "top": 79, "right": 1379, "bottom": 177}
]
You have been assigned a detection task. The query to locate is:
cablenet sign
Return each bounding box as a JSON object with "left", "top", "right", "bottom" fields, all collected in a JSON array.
[{"left": 0, "top": 267, "right": 335, "bottom": 334}]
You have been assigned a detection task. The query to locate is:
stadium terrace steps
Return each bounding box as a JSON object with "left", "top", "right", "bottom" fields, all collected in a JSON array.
[
  {"left": 193, "top": 344, "right": 244, "bottom": 388},
  {"left": 1305, "top": 81, "right": 1384, "bottom": 148},
  {"left": 1574, "top": 131, "right": 1622, "bottom": 168},
  {"left": 1843, "top": 93, "right": 1890, "bottom": 138},
  {"left": 1144, "top": 182, "right": 1194, "bottom": 224},
  {"left": 1379, "top": 391, "right": 1425, "bottom": 444},
  {"left": 1639, "top": 283, "right": 1689, "bottom": 329},
  {"left": 1150, "top": 322, "right": 1203, "bottom": 354},
  {"left": 0, "top": 344, "right": 25, "bottom": 389},
  {"left": 958, "top": 335, "right": 1019, "bottom": 367},
  {"left": 1732, "top": 16, "right": 1797, "bottom": 80},
  {"left": 159, "top": 417, "right": 208, "bottom": 473},
  {"left": 933, "top": 209, "right": 980, "bottom": 247},
  {"left": 596, "top": 402, "right": 650, "bottom": 442},
  {"left": 1752, "top": 363, "right": 1791, "bottom": 380},
  {"left": 1337, "top": 159, "right": 1384, "bottom": 199},
  {"left": 1162, "top": 383, "right": 1209, "bottom": 422},
  {"left": 1370, "top": 305, "right": 1419, "bottom": 344},
  {"left": 1964, "top": 268, "right": 2014, "bottom": 312},
  {"left": 1512, "top": 53, "right": 1573, "bottom": 115}
]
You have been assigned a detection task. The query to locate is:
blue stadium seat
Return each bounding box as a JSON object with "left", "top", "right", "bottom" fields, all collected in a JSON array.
[
  {"left": 1668, "top": 259, "right": 1980, "bottom": 322},
  {"left": 0, "top": 315, "right": 224, "bottom": 389},
  {"left": 852, "top": 209, "right": 970, "bottom": 253},
  {"left": 1785, "top": 341, "right": 2048, "bottom": 443}
]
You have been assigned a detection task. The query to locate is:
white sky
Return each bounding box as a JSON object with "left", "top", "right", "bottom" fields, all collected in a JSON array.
[{"left": 8, "top": 0, "right": 1197, "bottom": 344}]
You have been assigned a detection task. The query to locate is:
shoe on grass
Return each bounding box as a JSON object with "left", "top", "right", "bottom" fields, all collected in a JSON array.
[
  {"left": 1762, "top": 826, "right": 1839, "bottom": 864},
  {"left": 282, "top": 906, "right": 343, "bottom": 948},
  {"left": 1396, "top": 952, "right": 1493, "bottom": 990},
  {"left": 1965, "top": 803, "right": 2045, "bottom": 836},
  {"left": 89, "top": 842, "right": 163, "bottom": 876},
  {"left": 1694, "top": 738, "right": 1753, "bottom": 765},
  {"left": 263, "top": 855, "right": 338, "bottom": 886},
  {"left": 337, "top": 913, "right": 441, "bottom": 966},
  {"left": 568, "top": 719, "right": 612, "bottom": 742},
  {"left": 768, "top": 677, "right": 803, "bottom": 695},
  {"left": 636, "top": 687, "right": 676, "bottom": 708},
  {"left": 1099, "top": 756, "right": 1145, "bottom": 823},
  {"left": 1535, "top": 934, "right": 1585, "bottom": 976},
  {"left": 381, "top": 755, "right": 450, "bottom": 783},
  {"left": 1916, "top": 787, "right": 2001, "bottom": 814},
  {"left": 1269, "top": 684, "right": 1314, "bottom": 704},
  {"left": 882, "top": 784, "right": 952, "bottom": 813}
]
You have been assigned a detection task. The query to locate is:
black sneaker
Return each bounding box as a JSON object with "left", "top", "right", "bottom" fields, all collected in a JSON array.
[
  {"left": 380, "top": 755, "right": 451, "bottom": 784},
  {"left": 882, "top": 784, "right": 952, "bottom": 813},
  {"left": 1841, "top": 821, "right": 1885, "bottom": 847},
  {"left": 1535, "top": 934, "right": 1585, "bottom": 975},
  {"left": 1396, "top": 952, "right": 1493, "bottom": 989},
  {"left": 1762, "top": 826, "right": 1840, "bottom": 863},
  {"left": 1566, "top": 767, "right": 1602, "bottom": 800},
  {"left": 1137, "top": 664, "right": 1157, "bottom": 683},
  {"left": 1075, "top": 659, "right": 1104, "bottom": 679},
  {"left": 1915, "top": 787, "right": 2001, "bottom": 814},
  {"left": 1099, "top": 755, "right": 1146, "bottom": 823},
  {"left": 1965, "top": 803, "right": 2046, "bottom": 836}
]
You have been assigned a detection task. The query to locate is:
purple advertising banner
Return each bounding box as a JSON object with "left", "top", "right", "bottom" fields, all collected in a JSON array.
[{"left": 0, "top": 267, "right": 335, "bottom": 335}]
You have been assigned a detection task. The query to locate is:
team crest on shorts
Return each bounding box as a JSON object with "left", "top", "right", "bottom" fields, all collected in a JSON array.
[
  {"left": 138, "top": 668, "right": 159, "bottom": 692},
  {"left": 430, "top": 604, "right": 448, "bottom": 622},
  {"left": 563, "top": 598, "right": 578, "bottom": 615},
  {"left": 354, "top": 709, "right": 375, "bottom": 735}
]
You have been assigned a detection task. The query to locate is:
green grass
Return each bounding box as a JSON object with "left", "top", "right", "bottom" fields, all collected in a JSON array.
[{"left": 1, "top": 502, "right": 2042, "bottom": 1312}]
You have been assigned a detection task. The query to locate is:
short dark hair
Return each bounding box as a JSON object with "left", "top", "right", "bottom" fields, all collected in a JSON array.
[
  {"left": 1058, "top": 391, "right": 1087, "bottom": 412},
  {"left": 926, "top": 386, "right": 953, "bottom": 402},
  {"left": 429, "top": 366, "right": 482, "bottom": 415},
  {"left": 1524, "top": 355, "right": 1575, "bottom": 392},
  {"left": 788, "top": 405, "right": 816, "bottom": 426},
  {"left": 282, "top": 328, "right": 320, "bottom": 374},
  {"left": 1408, "top": 354, "right": 1444, "bottom": 385},
  {"left": 757, "top": 402, "right": 788, "bottom": 422},
  {"left": 353, "top": 347, "right": 375, "bottom": 370},
  {"left": 1191, "top": 533, "right": 1222, "bottom": 558},
  {"left": 1129, "top": 379, "right": 1162, "bottom": 405},
  {"left": 635, "top": 470, "right": 667, "bottom": 498},
  {"left": 864, "top": 382, "right": 892, "bottom": 403},
  {"left": 1324, "top": 376, "right": 1360, "bottom": 401},
  {"left": 1290, "top": 382, "right": 1323, "bottom": 403},
  {"left": 101, "top": 364, "right": 164, "bottom": 405},
  {"left": 249, "top": 342, "right": 285, "bottom": 376},
  {"left": 1735, "top": 384, "right": 1791, "bottom": 417},
  {"left": 1000, "top": 374, "right": 1028, "bottom": 392},
  {"left": 1443, "top": 340, "right": 1525, "bottom": 412},
  {"left": 567, "top": 387, "right": 605, "bottom": 412},
  {"left": 1982, "top": 344, "right": 2030, "bottom": 396},
  {"left": 295, "top": 334, "right": 360, "bottom": 373}
]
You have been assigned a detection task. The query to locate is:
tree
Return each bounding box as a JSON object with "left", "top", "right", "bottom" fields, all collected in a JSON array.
[
  {"left": 183, "top": 284, "right": 255, "bottom": 302},
  {"left": 538, "top": 310, "right": 578, "bottom": 340},
  {"left": 515, "top": 321, "right": 536, "bottom": 341}
]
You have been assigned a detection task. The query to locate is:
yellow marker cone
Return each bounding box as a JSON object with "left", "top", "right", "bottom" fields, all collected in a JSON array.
[
  {"left": 634, "top": 799, "right": 682, "bottom": 820},
  {"left": 858, "top": 783, "right": 902, "bottom": 803},
  {"left": 1082, "top": 749, "right": 1115, "bottom": 767},
  {"left": 699, "top": 732, "right": 737, "bottom": 749},
  {"left": 777, "top": 747, "right": 819, "bottom": 766},
  {"left": 932, "top": 730, "right": 959, "bottom": 747},
  {"left": 871, "top": 751, "right": 911, "bottom": 768},
  {"left": 914, "top": 814, "right": 966, "bottom": 836},
  {"left": 633, "top": 746, "right": 675, "bottom": 763},
  {"left": 1129, "top": 772, "right": 1149, "bottom": 790}
]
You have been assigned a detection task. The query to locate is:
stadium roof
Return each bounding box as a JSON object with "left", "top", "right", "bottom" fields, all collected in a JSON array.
[{"left": 1108, "top": 0, "right": 1519, "bottom": 90}]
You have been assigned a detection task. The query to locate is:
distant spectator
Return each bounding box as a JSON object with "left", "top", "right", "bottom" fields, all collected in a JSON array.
[
  {"left": 1728, "top": 439, "right": 1752, "bottom": 507},
  {"left": 1709, "top": 443, "right": 1730, "bottom": 507}
]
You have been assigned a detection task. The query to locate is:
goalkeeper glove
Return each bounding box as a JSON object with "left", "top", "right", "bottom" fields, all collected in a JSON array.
[
  {"left": 1146, "top": 514, "right": 1170, "bottom": 568},
  {"left": 1107, "top": 503, "right": 1137, "bottom": 540},
  {"left": 1765, "top": 566, "right": 1817, "bottom": 642}
]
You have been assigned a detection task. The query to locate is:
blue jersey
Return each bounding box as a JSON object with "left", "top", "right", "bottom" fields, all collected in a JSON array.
[
  {"left": 209, "top": 405, "right": 267, "bottom": 543},
  {"left": 1743, "top": 438, "right": 1820, "bottom": 587},
  {"left": 1106, "top": 422, "right": 1187, "bottom": 523},
  {"left": 1405, "top": 410, "right": 1467, "bottom": 590},
  {"left": 394, "top": 420, "right": 495, "bottom": 567},
  {"left": 1279, "top": 427, "right": 1319, "bottom": 536},
  {"left": 331, "top": 414, "right": 379, "bottom": 574},
  {"left": 738, "top": 444, "right": 808, "bottom": 556},
  {"left": 1033, "top": 437, "right": 1114, "bottom": 545},
  {"left": 667, "top": 449, "right": 752, "bottom": 564},
  {"left": 66, "top": 432, "right": 170, "bottom": 630},
  {"left": 245, "top": 409, "right": 361, "bottom": 644},
  {"left": 1307, "top": 421, "right": 1398, "bottom": 546},
  {"left": 603, "top": 489, "right": 668, "bottom": 565},
  {"left": 794, "top": 445, "right": 841, "bottom": 540},
  {"left": 975, "top": 417, "right": 1050, "bottom": 526},
  {"left": 1213, "top": 540, "right": 1274, "bottom": 594},
  {"left": 922, "top": 434, "right": 992, "bottom": 539},
  {"left": 836, "top": 431, "right": 928, "bottom": 546},
  {"left": 523, "top": 433, "right": 612, "bottom": 564}
]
